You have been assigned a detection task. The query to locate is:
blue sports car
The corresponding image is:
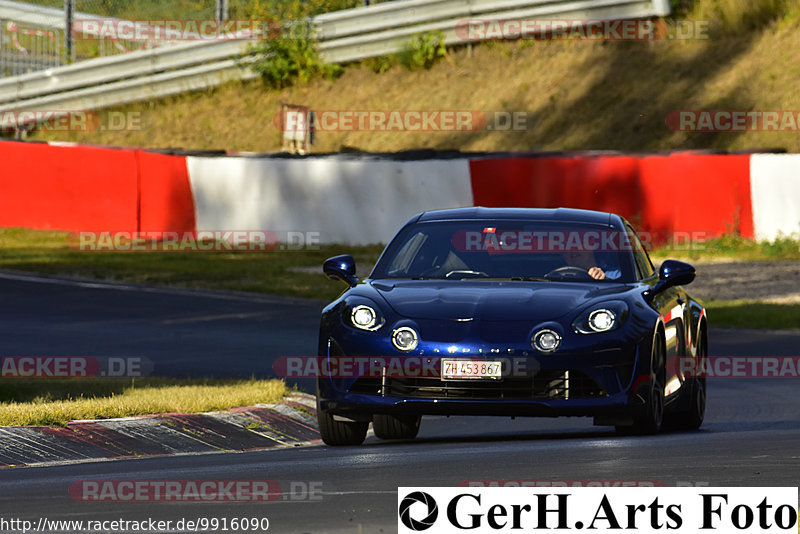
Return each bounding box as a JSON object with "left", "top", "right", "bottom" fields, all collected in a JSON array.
[{"left": 317, "top": 207, "right": 707, "bottom": 445}]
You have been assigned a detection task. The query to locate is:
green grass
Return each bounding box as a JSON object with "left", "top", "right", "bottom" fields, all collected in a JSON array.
[
  {"left": 0, "top": 227, "right": 383, "bottom": 302},
  {"left": 650, "top": 234, "right": 800, "bottom": 262},
  {"left": 705, "top": 300, "right": 800, "bottom": 330},
  {"left": 0, "top": 378, "right": 288, "bottom": 426}
]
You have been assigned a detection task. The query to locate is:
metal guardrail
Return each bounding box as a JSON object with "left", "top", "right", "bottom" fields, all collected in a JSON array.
[
  {"left": 0, "top": 0, "right": 670, "bottom": 126},
  {"left": 317, "top": 0, "right": 671, "bottom": 62}
]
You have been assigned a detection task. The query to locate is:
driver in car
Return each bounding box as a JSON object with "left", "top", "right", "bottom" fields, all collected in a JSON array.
[{"left": 563, "top": 249, "right": 621, "bottom": 280}]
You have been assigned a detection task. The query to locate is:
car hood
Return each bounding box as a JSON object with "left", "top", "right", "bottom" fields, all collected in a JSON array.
[{"left": 370, "top": 280, "right": 633, "bottom": 322}]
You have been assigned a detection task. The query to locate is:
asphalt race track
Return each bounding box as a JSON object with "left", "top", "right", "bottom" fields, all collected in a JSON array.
[
  {"left": 0, "top": 273, "right": 798, "bottom": 533},
  {"left": 0, "top": 272, "right": 325, "bottom": 391}
]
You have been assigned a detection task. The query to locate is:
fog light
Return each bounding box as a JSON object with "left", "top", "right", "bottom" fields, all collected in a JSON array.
[
  {"left": 392, "top": 327, "right": 419, "bottom": 352},
  {"left": 532, "top": 329, "right": 561, "bottom": 353}
]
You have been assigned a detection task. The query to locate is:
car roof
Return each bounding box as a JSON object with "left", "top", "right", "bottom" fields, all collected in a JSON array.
[{"left": 416, "top": 207, "right": 617, "bottom": 227}]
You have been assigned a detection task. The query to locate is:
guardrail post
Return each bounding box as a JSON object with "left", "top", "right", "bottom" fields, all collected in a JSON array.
[
  {"left": 64, "top": 0, "right": 74, "bottom": 64},
  {"left": 216, "top": 0, "right": 229, "bottom": 24}
]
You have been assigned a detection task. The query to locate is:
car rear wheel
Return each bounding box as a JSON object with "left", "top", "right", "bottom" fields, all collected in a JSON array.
[
  {"left": 617, "top": 330, "right": 665, "bottom": 435},
  {"left": 372, "top": 414, "right": 421, "bottom": 440},
  {"left": 317, "top": 410, "right": 368, "bottom": 446}
]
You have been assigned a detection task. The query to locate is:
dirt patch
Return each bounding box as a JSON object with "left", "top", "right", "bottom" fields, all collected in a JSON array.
[{"left": 682, "top": 261, "right": 800, "bottom": 302}]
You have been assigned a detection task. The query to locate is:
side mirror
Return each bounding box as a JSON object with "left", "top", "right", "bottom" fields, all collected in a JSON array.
[
  {"left": 659, "top": 259, "right": 696, "bottom": 287},
  {"left": 323, "top": 254, "right": 358, "bottom": 287},
  {"left": 644, "top": 260, "right": 695, "bottom": 302}
]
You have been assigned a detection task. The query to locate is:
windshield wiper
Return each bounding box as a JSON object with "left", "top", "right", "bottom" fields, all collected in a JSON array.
[{"left": 510, "top": 277, "right": 550, "bottom": 282}]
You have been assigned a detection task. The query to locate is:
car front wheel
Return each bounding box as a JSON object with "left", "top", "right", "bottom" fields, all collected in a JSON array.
[
  {"left": 667, "top": 331, "right": 707, "bottom": 431},
  {"left": 617, "top": 330, "right": 665, "bottom": 435},
  {"left": 677, "top": 376, "right": 706, "bottom": 430},
  {"left": 317, "top": 409, "right": 368, "bottom": 446}
]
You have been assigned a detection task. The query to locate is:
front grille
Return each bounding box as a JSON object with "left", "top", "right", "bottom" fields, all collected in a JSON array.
[{"left": 349, "top": 370, "right": 606, "bottom": 400}]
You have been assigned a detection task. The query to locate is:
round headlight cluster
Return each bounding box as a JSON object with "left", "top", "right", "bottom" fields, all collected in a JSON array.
[
  {"left": 572, "top": 302, "right": 627, "bottom": 334},
  {"left": 532, "top": 329, "right": 561, "bottom": 353},
  {"left": 392, "top": 327, "right": 419, "bottom": 352},
  {"left": 588, "top": 309, "right": 616, "bottom": 332},
  {"left": 351, "top": 305, "right": 378, "bottom": 330}
]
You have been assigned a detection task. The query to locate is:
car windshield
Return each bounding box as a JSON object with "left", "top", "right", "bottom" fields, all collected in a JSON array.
[{"left": 372, "top": 220, "right": 637, "bottom": 282}]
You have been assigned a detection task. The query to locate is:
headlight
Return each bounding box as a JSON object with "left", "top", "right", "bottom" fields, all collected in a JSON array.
[
  {"left": 392, "top": 327, "right": 419, "bottom": 352},
  {"left": 532, "top": 329, "right": 561, "bottom": 353},
  {"left": 351, "top": 305, "right": 378, "bottom": 330},
  {"left": 588, "top": 309, "right": 616, "bottom": 332},
  {"left": 573, "top": 301, "right": 628, "bottom": 334}
]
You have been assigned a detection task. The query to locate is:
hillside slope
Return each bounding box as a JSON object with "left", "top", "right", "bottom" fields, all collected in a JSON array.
[{"left": 34, "top": 14, "right": 800, "bottom": 154}]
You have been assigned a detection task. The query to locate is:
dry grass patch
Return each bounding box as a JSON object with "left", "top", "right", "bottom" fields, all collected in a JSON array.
[{"left": 0, "top": 378, "right": 289, "bottom": 426}]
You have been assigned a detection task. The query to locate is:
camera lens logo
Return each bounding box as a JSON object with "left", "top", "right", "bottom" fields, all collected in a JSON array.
[{"left": 399, "top": 491, "right": 438, "bottom": 531}]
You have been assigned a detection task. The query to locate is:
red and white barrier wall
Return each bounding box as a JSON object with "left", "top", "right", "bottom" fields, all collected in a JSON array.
[
  {"left": 1, "top": 139, "right": 798, "bottom": 246},
  {"left": 185, "top": 156, "right": 472, "bottom": 245}
]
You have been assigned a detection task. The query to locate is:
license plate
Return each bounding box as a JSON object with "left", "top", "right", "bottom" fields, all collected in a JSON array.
[{"left": 441, "top": 359, "right": 502, "bottom": 380}]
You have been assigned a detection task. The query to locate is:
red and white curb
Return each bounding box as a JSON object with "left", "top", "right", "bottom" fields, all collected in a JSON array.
[{"left": 0, "top": 394, "right": 320, "bottom": 468}]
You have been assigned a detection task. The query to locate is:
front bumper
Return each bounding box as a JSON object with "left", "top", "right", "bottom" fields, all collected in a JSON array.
[{"left": 317, "top": 341, "right": 650, "bottom": 421}]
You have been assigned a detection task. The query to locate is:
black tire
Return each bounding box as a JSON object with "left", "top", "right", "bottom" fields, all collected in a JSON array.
[
  {"left": 668, "top": 329, "right": 707, "bottom": 430},
  {"left": 677, "top": 377, "right": 706, "bottom": 430},
  {"left": 617, "top": 330, "right": 665, "bottom": 436},
  {"left": 317, "top": 409, "right": 368, "bottom": 446},
  {"left": 372, "top": 414, "right": 421, "bottom": 440}
]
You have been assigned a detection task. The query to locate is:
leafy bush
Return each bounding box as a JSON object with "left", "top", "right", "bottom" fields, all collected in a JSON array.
[
  {"left": 364, "top": 54, "right": 398, "bottom": 74},
  {"left": 250, "top": 27, "right": 343, "bottom": 88},
  {"left": 398, "top": 31, "right": 448, "bottom": 70},
  {"left": 249, "top": 0, "right": 358, "bottom": 88}
]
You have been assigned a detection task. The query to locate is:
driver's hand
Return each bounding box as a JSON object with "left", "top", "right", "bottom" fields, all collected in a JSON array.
[{"left": 588, "top": 267, "right": 606, "bottom": 280}]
